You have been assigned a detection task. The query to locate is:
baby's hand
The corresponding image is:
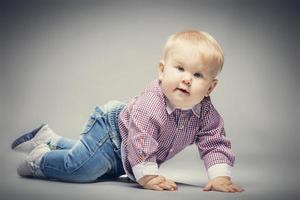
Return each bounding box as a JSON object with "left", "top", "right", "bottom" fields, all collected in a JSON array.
[
  {"left": 203, "top": 176, "right": 244, "bottom": 193},
  {"left": 138, "top": 175, "right": 177, "bottom": 191}
]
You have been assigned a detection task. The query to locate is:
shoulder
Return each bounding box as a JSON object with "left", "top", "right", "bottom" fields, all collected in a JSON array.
[
  {"left": 135, "top": 80, "right": 166, "bottom": 116},
  {"left": 126, "top": 79, "right": 167, "bottom": 119},
  {"left": 200, "top": 96, "right": 222, "bottom": 120}
]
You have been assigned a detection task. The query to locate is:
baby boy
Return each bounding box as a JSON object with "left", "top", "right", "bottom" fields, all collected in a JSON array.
[{"left": 12, "top": 30, "right": 244, "bottom": 192}]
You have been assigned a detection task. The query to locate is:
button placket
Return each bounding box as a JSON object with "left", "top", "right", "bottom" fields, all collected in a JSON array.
[
  {"left": 178, "top": 124, "right": 185, "bottom": 130},
  {"left": 177, "top": 117, "right": 186, "bottom": 130},
  {"left": 176, "top": 110, "right": 191, "bottom": 131}
]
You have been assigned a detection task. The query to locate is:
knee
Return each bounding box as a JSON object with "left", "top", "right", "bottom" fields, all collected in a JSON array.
[{"left": 63, "top": 162, "right": 109, "bottom": 183}]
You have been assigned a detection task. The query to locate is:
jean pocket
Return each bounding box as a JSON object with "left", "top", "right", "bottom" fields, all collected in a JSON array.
[
  {"left": 81, "top": 116, "right": 96, "bottom": 134},
  {"left": 81, "top": 106, "right": 106, "bottom": 134}
]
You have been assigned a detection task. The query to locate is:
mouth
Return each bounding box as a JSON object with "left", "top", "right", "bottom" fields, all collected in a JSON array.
[{"left": 175, "top": 88, "right": 190, "bottom": 95}]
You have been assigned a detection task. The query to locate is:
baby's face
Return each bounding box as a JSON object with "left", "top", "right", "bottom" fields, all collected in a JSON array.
[{"left": 159, "top": 43, "right": 218, "bottom": 109}]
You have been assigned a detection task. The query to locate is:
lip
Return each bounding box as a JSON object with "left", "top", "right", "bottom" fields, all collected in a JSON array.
[{"left": 175, "top": 88, "right": 190, "bottom": 95}]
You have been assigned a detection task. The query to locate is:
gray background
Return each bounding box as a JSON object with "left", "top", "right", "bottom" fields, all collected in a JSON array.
[{"left": 1, "top": 0, "right": 300, "bottom": 199}]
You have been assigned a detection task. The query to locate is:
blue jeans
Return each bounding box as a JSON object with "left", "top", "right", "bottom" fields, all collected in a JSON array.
[{"left": 39, "top": 101, "right": 126, "bottom": 182}]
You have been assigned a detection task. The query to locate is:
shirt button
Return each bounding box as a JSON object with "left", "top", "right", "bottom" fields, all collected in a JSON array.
[
  {"left": 178, "top": 125, "right": 184, "bottom": 130},
  {"left": 170, "top": 148, "right": 174, "bottom": 152}
]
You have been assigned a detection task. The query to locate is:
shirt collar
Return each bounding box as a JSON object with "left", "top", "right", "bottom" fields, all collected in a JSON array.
[{"left": 165, "top": 98, "right": 202, "bottom": 118}]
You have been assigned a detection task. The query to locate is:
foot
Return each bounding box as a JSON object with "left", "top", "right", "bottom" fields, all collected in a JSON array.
[
  {"left": 11, "top": 124, "right": 60, "bottom": 153},
  {"left": 17, "top": 144, "right": 50, "bottom": 177}
]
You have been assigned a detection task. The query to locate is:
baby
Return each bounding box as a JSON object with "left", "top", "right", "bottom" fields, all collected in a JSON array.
[{"left": 11, "top": 30, "right": 244, "bottom": 192}]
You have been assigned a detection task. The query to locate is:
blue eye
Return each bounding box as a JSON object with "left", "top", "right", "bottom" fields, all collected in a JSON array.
[
  {"left": 177, "top": 66, "right": 184, "bottom": 72},
  {"left": 194, "top": 73, "right": 202, "bottom": 78}
]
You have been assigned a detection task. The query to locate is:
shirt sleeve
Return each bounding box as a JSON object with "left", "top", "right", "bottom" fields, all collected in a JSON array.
[
  {"left": 195, "top": 99, "right": 235, "bottom": 175},
  {"left": 207, "top": 163, "right": 232, "bottom": 179},
  {"left": 127, "top": 96, "right": 161, "bottom": 181}
]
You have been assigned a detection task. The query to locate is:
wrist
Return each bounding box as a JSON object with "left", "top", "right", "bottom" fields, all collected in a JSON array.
[
  {"left": 214, "top": 176, "right": 231, "bottom": 180},
  {"left": 132, "top": 162, "right": 159, "bottom": 181},
  {"left": 207, "top": 163, "right": 232, "bottom": 180},
  {"left": 137, "top": 175, "right": 158, "bottom": 186}
]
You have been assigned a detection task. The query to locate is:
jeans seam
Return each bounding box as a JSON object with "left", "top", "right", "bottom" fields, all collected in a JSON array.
[
  {"left": 69, "top": 134, "right": 111, "bottom": 174},
  {"left": 42, "top": 134, "right": 111, "bottom": 176}
]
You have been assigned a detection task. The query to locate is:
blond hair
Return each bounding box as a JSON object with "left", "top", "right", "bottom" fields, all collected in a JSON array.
[{"left": 162, "top": 30, "right": 224, "bottom": 77}]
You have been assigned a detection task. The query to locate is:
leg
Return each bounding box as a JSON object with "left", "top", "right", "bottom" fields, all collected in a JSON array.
[
  {"left": 39, "top": 114, "right": 124, "bottom": 182},
  {"left": 12, "top": 124, "right": 62, "bottom": 153},
  {"left": 54, "top": 137, "right": 77, "bottom": 150},
  {"left": 11, "top": 124, "right": 78, "bottom": 152}
]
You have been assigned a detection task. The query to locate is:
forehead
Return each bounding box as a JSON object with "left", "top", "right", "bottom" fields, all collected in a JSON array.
[{"left": 167, "top": 43, "right": 210, "bottom": 69}]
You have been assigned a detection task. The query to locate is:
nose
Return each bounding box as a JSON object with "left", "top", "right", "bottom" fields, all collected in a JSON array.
[{"left": 182, "top": 73, "right": 192, "bottom": 86}]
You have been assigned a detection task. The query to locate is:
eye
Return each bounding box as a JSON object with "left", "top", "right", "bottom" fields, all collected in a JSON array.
[
  {"left": 194, "top": 72, "right": 202, "bottom": 78},
  {"left": 176, "top": 66, "right": 184, "bottom": 72}
]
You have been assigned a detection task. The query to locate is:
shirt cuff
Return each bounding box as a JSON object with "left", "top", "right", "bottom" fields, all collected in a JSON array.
[
  {"left": 207, "top": 163, "right": 232, "bottom": 180},
  {"left": 132, "top": 162, "right": 159, "bottom": 181}
]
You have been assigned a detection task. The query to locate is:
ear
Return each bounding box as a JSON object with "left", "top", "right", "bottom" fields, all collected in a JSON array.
[
  {"left": 205, "top": 79, "right": 218, "bottom": 97},
  {"left": 158, "top": 60, "right": 165, "bottom": 80}
]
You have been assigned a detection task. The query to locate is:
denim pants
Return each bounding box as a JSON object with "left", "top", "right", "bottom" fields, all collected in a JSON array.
[{"left": 39, "top": 101, "right": 126, "bottom": 182}]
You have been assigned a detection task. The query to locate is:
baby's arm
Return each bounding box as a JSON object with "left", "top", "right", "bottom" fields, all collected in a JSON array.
[
  {"left": 196, "top": 100, "right": 244, "bottom": 192},
  {"left": 126, "top": 98, "right": 177, "bottom": 191}
]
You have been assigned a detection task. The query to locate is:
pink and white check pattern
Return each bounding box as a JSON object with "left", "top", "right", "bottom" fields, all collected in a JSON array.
[{"left": 118, "top": 79, "right": 235, "bottom": 179}]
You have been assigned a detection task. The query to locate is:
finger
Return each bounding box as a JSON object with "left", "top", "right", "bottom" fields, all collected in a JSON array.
[
  {"left": 146, "top": 176, "right": 166, "bottom": 186},
  {"left": 231, "top": 184, "right": 245, "bottom": 192},
  {"left": 151, "top": 185, "right": 164, "bottom": 191},
  {"left": 227, "top": 185, "right": 236, "bottom": 193},
  {"left": 219, "top": 185, "right": 235, "bottom": 193},
  {"left": 203, "top": 182, "right": 213, "bottom": 191},
  {"left": 225, "top": 185, "right": 237, "bottom": 193},
  {"left": 166, "top": 180, "right": 178, "bottom": 190},
  {"left": 144, "top": 183, "right": 163, "bottom": 191},
  {"left": 213, "top": 185, "right": 231, "bottom": 193},
  {"left": 158, "top": 182, "right": 175, "bottom": 191},
  {"left": 158, "top": 182, "right": 172, "bottom": 190}
]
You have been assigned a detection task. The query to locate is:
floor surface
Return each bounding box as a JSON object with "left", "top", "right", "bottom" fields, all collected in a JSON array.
[{"left": 2, "top": 140, "right": 299, "bottom": 200}]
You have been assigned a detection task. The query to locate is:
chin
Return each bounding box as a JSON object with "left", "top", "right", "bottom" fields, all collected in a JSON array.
[
  {"left": 174, "top": 103, "right": 194, "bottom": 109},
  {"left": 179, "top": 106, "right": 194, "bottom": 109}
]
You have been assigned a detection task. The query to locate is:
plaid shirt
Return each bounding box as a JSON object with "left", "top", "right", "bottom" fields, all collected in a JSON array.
[{"left": 118, "top": 79, "right": 235, "bottom": 181}]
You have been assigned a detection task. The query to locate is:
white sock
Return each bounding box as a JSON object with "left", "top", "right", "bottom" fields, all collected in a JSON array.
[{"left": 40, "top": 125, "right": 62, "bottom": 149}]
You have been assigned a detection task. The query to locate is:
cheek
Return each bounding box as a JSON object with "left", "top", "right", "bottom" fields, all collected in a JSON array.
[
  {"left": 166, "top": 68, "right": 181, "bottom": 77},
  {"left": 161, "top": 80, "right": 173, "bottom": 93},
  {"left": 164, "top": 71, "right": 179, "bottom": 84},
  {"left": 192, "top": 84, "right": 209, "bottom": 95}
]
